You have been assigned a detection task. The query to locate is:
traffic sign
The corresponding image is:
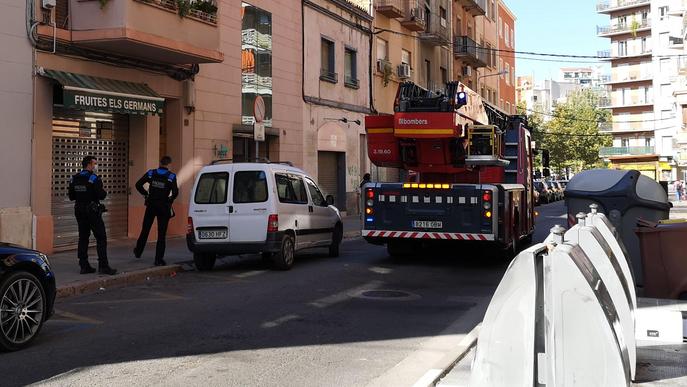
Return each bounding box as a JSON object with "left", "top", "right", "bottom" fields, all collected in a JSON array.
[{"left": 253, "top": 95, "right": 265, "bottom": 123}]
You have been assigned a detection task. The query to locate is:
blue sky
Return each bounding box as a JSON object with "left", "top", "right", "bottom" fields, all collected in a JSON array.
[{"left": 509, "top": 0, "right": 609, "bottom": 79}]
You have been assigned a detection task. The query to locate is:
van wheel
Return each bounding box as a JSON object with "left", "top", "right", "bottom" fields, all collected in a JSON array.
[
  {"left": 329, "top": 223, "right": 343, "bottom": 258},
  {"left": 194, "top": 253, "right": 216, "bottom": 271},
  {"left": 272, "top": 234, "right": 295, "bottom": 270}
]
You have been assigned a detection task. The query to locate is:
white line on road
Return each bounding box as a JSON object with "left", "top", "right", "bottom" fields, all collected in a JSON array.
[
  {"left": 261, "top": 314, "right": 300, "bottom": 329},
  {"left": 234, "top": 270, "right": 267, "bottom": 279},
  {"left": 308, "top": 280, "right": 384, "bottom": 309}
]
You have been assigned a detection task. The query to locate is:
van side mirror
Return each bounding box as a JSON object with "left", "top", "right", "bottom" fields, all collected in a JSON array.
[{"left": 326, "top": 195, "right": 334, "bottom": 206}]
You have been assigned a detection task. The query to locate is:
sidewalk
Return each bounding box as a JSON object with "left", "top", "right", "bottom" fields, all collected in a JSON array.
[{"left": 50, "top": 215, "right": 362, "bottom": 298}]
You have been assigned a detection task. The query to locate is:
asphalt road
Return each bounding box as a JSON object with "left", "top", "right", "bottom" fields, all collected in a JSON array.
[{"left": 1, "top": 201, "right": 567, "bottom": 387}]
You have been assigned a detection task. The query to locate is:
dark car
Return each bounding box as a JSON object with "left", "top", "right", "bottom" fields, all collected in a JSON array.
[
  {"left": 0, "top": 242, "right": 56, "bottom": 351},
  {"left": 534, "top": 181, "right": 553, "bottom": 204}
]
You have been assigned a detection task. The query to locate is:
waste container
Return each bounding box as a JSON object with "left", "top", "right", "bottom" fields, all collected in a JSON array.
[
  {"left": 565, "top": 169, "right": 671, "bottom": 286},
  {"left": 635, "top": 222, "right": 687, "bottom": 299}
]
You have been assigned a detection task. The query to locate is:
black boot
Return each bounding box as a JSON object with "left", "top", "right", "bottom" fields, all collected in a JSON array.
[
  {"left": 133, "top": 248, "right": 142, "bottom": 259},
  {"left": 154, "top": 259, "right": 167, "bottom": 266},
  {"left": 80, "top": 264, "right": 96, "bottom": 274},
  {"left": 98, "top": 266, "right": 117, "bottom": 275}
]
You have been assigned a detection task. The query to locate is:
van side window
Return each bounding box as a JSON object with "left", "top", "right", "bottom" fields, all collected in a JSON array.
[
  {"left": 276, "top": 173, "right": 308, "bottom": 204},
  {"left": 233, "top": 171, "right": 268, "bottom": 203},
  {"left": 195, "top": 172, "right": 229, "bottom": 204},
  {"left": 305, "top": 178, "right": 327, "bottom": 207}
]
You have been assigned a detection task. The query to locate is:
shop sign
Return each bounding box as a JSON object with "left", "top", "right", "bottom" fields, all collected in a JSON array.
[{"left": 64, "top": 92, "right": 164, "bottom": 115}]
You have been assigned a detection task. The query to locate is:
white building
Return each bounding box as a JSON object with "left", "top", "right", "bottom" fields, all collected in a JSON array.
[{"left": 597, "top": 0, "right": 684, "bottom": 181}]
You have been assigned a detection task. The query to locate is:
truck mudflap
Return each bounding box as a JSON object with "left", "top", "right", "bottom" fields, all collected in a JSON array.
[{"left": 362, "top": 230, "right": 495, "bottom": 241}]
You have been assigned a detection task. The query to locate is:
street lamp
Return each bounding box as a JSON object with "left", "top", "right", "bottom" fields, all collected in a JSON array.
[{"left": 477, "top": 71, "right": 507, "bottom": 83}]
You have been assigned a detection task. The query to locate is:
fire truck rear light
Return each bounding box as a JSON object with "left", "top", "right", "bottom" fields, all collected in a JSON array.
[
  {"left": 482, "top": 191, "right": 492, "bottom": 202},
  {"left": 186, "top": 217, "right": 194, "bottom": 235},
  {"left": 483, "top": 202, "right": 492, "bottom": 210},
  {"left": 426, "top": 184, "right": 434, "bottom": 188},
  {"left": 419, "top": 184, "right": 426, "bottom": 189},
  {"left": 366, "top": 208, "right": 374, "bottom": 215},
  {"left": 366, "top": 217, "right": 374, "bottom": 222},
  {"left": 411, "top": 183, "right": 419, "bottom": 188},
  {"left": 403, "top": 183, "right": 411, "bottom": 188},
  {"left": 484, "top": 210, "right": 492, "bottom": 218},
  {"left": 267, "top": 214, "right": 279, "bottom": 232},
  {"left": 366, "top": 199, "right": 374, "bottom": 207},
  {"left": 366, "top": 189, "right": 374, "bottom": 199},
  {"left": 442, "top": 184, "right": 450, "bottom": 189}
]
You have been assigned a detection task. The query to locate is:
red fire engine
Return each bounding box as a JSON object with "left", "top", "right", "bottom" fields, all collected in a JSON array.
[{"left": 362, "top": 81, "right": 535, "bottom": 257}]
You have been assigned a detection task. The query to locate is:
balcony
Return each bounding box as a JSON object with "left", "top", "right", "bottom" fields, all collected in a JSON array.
[
  {"left": 599, "top": 146, "right": 655, "bottom": 157},
  {"left": 67, "top": 0, "right": 222, "bottom": 64},
  {"left": 453, "top": 36, "right": 487, "bottom": 68},
  {"left": 606, "top": 69, "right": 652, "bottom": 84},
  {"left": 597, "top": 0, "right": 650, "bottom": 14},
  {"left": 456, "top": 0, "right": 486, "bottom": 17},
  {"left": 598, "top": 122, "right": 612, "bottom": 132},
  {"left": 597, "top": 19, "right": 650, "bottom": 37},
  {"left": 375, "top": 0, "right": 405, "bottom": 18},
  {"left": 600, "top": 49, "right": 652, "bottom": 61},
  {"left": 400, "top": 2, "right": 426, "bottom": 32},
  {"left": 419, "top": 11, "right": 451, "bottom": 46}
]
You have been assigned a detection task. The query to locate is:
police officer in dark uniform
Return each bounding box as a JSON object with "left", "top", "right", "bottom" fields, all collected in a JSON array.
[
  {"left": 68, "top": 155, "right": 117, "bottom": 275},
  {"left": 134, "top": 155, "right": 179, "bottom": 266}
]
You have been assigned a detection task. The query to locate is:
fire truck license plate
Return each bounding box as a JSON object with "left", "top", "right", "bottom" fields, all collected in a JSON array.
[{"left": 413, "top": 221, "right": 443, "bottom": 229}]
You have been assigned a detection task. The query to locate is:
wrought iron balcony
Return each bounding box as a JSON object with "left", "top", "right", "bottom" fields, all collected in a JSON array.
[
  {"left": 453, "top": 36, "right": 487, "bottom": 68},
  {"left": 597, "top": 18, "right": 650, "bottom": 36},
  {"left": 456, "top": 0, "right": 486, "bottom": 16},
  {"left": 599, "top": 146, "right": 655, "bottom": 157},
  {"left": 375, "top": 0, "right": 405, "bottom": 18}
]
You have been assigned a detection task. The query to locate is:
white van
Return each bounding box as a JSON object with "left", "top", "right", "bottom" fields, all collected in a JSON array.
[{"left": 187, "top": 161, "right": 343, "bottom": 270}]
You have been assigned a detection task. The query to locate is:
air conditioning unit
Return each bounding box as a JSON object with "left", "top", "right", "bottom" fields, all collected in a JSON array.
[
  {"left": 398, "top": 63, "right": 411, "bottom": 78},
  {"left": 463, "top": 66, "right": 473, "bottom": 77},
  {"left": 42, "top": 0, "right": 56, "bottom": 8},
  {"left": 376, "top": 59, "right": 389, "bottom": 73}
]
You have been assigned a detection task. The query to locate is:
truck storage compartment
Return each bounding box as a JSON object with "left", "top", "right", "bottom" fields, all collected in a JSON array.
[{"left": 365, "top": 115, "right": 401, "bottom": 168}]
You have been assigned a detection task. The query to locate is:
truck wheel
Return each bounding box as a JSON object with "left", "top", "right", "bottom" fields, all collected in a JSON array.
[
  {"left": 329, "top": 223, "right": 343, "bottom": 258},
  {"left": 194, "top": 253, "right": 216, "bottom": 271},
  {"left": 272, "top": 234, "right": 295, "bottom": 270}
]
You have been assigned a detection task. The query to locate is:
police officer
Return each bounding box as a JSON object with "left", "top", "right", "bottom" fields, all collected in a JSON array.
[
  {"left": 134, "top": 156, "right": 179, "bottom": 266},
  {"left": 68, "top": 155, "right": 117, "bottom": 275}
]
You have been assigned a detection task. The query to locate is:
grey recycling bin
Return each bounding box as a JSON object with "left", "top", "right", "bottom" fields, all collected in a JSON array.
[{"left": 565, "top": 169, "right": 671, "bottom": 287}]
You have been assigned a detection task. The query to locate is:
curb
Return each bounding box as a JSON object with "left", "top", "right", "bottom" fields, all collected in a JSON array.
[
  {"left": 56, "top": 264, "right": 183, "bottom": 299},
  {"left": 343, "top": 230, "right": 361, "bottom": 240},
  {"left": 424, "top": 323, "right": 481, "bottom": 387}
]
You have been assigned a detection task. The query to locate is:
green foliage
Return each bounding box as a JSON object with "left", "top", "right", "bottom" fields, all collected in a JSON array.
[
  {"left": 192, "top": 1, "right": 218, "bottom": 15},
  {"left": 630, "top": 18, "right": 641, "bottom": 38},
  {"left": 98, "top": 0, "right": 109, "bottom": 9},
  {"left": 533, "top": 89, "right": 612, "bottom": 175},
  {"left": 177, "top": 0, "right": 192, "bottom": 18},
  {"left": 382, "top": 61, "right": 393, "bottom": 87}
]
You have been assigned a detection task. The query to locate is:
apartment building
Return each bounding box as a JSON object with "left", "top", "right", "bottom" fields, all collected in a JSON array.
[
  {"left": 452, "top": 0, "right": 488, "bottom": 90},
  {"left": 303, "top": 0, "right": 373, "bottom": 213},
  {"left": 597, "top": 0, "right": 682, "bottom": 181},
  {"left": 16, "top": 0, "right": 304, "bottom": 253},
  {"left": 668, "top": 1, "right": 687, "bottom": 179},
  {"left": 497, "top": 0, "right": 516, "bottom": 114}
]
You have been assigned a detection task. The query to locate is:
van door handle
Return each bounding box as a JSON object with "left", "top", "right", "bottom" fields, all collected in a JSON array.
[
  {"left": 308, "top": 206, "right": 313, "bottom": 213},
  {"left": 228, "top": 206, "right": 234, "bottom": 213},
  {"left": 295, "top": 220, "right": 298, "bottom": 227}
]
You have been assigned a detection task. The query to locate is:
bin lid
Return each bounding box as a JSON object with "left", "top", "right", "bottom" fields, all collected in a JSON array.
[{"left": 565, "top": 169, "right": 629, "bottom": 193}]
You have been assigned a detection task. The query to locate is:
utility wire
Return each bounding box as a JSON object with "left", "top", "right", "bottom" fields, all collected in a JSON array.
[{"left": 524, "top": 107, "right": 678, "bottom": 124}]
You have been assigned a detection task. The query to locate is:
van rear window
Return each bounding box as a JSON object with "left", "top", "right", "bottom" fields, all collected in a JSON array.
[
  {"left": 195, "top": 172, "right": 229, "bottom": 204},
  {"left": 233, "top": 171, "right": 268, "bottom": 203}
]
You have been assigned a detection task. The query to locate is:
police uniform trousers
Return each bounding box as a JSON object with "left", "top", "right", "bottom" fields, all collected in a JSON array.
[
  {"left": 75, "top": 203, "right": 108, "bottom": 267},
  {"left": 135, "top": 201, "right": 171, "bottom": 261}
]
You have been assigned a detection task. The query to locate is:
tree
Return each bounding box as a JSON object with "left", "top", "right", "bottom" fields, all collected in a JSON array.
[
  {"left": 517, "top": 100, "right": 545, "bottom": 168},
  {"left": 536, "top": 89, "right": 611, "bottom": 175}
]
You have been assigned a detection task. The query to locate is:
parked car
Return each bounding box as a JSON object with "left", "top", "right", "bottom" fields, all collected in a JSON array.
[
  {"left": 0, "top": 243, "right": 56, "bottom": 351},
  {"left": 187, "top": 161, "right": 343, "bottom": 271},
  {"left": 553, "top": 181, "right": 566, "bottom": 199},
  {"left": 534, "top": 180, "right": 553, "bottom": 204},
  {"left": 533, "top": 189, "right": 541, "bottom": 206},
  {"left": 544, "top": 180, "right": 561, "bottom": 201}
]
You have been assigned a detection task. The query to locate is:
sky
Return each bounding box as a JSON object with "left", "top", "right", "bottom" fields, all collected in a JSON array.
[{"left": 509, "top": 0, "right": 610, "bottom": 80}]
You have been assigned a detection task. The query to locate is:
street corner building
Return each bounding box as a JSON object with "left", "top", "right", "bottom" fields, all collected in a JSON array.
[{"left": 0, "top": 0, "right": 311, "bottom": 253}]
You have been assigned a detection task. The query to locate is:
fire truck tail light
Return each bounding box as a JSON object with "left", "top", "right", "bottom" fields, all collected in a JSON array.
[
  {"left": 366, "top": 207, "right": 374, "bottom": 215},
  {"left": 484, "top": 210, "right": 492, "bottom": 219},
  {"left": 482, "top": 191, "right": 492, "bottom": 202},
  {"left": 366, "top": 189, "right": 374, "bottom": 199}
]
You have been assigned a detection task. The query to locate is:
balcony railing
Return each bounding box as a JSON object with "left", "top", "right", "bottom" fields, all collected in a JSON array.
[
  {"left": 419, "top": 9, "right": 451, "bottom": 46},
  {"left": 453, "top": 36, "right": 487, "bottom": 68},
  {"left": 456, "top": 0, "right": 486, "bottom": 17},
  {"left": 400, "top": 1, "right": 426, "bottom": 32},
  {"left": 597, "top": 0, "right": 650, "bottom": 13},
  {"left": 599, "top": 146, "right": 655, "bottom": 157},
  {"left": 597, "top": 19, "right": 650, "bottom": 36}
]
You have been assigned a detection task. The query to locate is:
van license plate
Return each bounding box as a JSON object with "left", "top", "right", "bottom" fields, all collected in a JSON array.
[
  {"left": 198, "top": 230, "right": 228, "bottom": 239},
  {"left": 413, "top": 221, "right": 442, "bottom": 229}
]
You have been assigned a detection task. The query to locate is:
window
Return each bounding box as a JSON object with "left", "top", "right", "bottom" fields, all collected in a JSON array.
[
  {"left": 455, "top": 16, "right": 462, "bottom": 35},
  {"left": 621, "top": 138, "right": 629, "bottom": 147},
  {"left": 490, "top": 0, "right": 495, "bottom": 20},
  {"left": 275, "top": 174, "right": 308, "bottom": 204},
  {"left": 498, "top": 17, "right": 503, "bottom": 37},
  {"left": 510, "top": 28, "right": 514, "bottom": 47},
  {"left": 439, "top": 7, "right": 447, "bottom": 27},
  {"left": 376, "top": 38, "right": 388, "bottom": 62},
  {"left": 500, "top": 99, "right": 504, "bottom": 109},
  {"left": 321, "top": 38, "right": 336, "bottom": 81},
  {"left": 660, "top": 83, "right": 671, "bottom": 97},
  {"left": 660, "top": 58, "right": 671, "bottom": 73},
  {"left": 512, "top": 70, "right": 515, "bottom": 86},
  {"left": 425, "top": 59, "right": 431, "bottom": 88},
  {"left": 499, "top": 58, "right": 503, "bottom": 73},
  {"left": 241, "top": 4, "right": 272, "bottom": 128},
  {"left": 641, "top": 37, "right": 647, "bottom": 53},
  {"left": 490, "top": 43, "right": 496, "bottom": 68},
  {"left": 505, "top": 27, "right": 509, "bottom": 48},
  {"left": 195, "top": 172, "right": 228, "bottom": 204},
  {"left": 305, "top": 178, "right": 327, "bottom": 207},
  {"left": 344, "top": 47, "right": 358, "bottom": 87},
  {"left": 401, "top": 49, "right": 411, "bottom": 66},
  {"left": 232, "top": 171, "right": 268, "bottom": 203},
  {"left": 505, "top": 63, "right": 510, "bottom": 84},
  {"left": 645, "top": 138, "right": 652, "bottom": 147},
  {"left": 506, "top": 102, "right": 511, "bottom": 113},
  {"left": 661, "top": 109, "right": 673, "bottom": 120},
  {"left": 618, "top": 41, "right": 627, "bottom": 56},
  {"left": 643, "top": 87, "right": 652, "bottom": 104},
  {"left": 659, "top": 6, "right": 669, "bottom": 20},
  {"left": 440, "top": 67, "right": 447, "bottom": 85}
]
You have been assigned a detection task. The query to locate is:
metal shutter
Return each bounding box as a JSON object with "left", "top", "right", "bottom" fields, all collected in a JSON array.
[
  {"left": 51, "top": 108, "right": 129, "bottom": 248},
  {"left": 317, "top": 151, "right": 338, "bottom": 198}
]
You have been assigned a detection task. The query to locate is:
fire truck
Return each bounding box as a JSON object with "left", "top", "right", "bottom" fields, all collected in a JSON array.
[{"left": 362, "top": 81, "right": 535, "bottom": 257}]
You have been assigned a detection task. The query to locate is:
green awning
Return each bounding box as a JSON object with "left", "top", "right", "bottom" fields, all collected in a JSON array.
[{"left": 44, "top": 70, "right": 164, "bottom": 115}]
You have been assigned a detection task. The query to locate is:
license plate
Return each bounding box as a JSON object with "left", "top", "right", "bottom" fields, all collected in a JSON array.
[
  {"left": 198, "top": 229, "right": 228, "bottom": 239},
  {"left": 413, "top": 221, "right": 443, "bottom": 229}
]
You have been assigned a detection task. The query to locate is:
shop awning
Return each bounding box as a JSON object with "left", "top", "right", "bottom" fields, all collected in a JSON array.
[{"left": 43, "top": 70, "right": 164, "bottom": 115}]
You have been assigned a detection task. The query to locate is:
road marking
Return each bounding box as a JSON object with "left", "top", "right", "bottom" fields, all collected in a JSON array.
[
  {"left": 309, "top": 280, "right": 383, "bottom": 308},
  {"left": 71, "top": 290, "right": 188, "bottom": 305},
  {"left": 261, "top": 314, "right": 300, "bottom": 329},
  {"left": 412, "top": 369, "right": 443, "bottom": 387},
  {"left": 234, "top": 270, "right": 267, "bottom": 279},
  {"left": 52, "top": 309, "right": 103, "bottom": 325},
  {"left": 369, "top": 266, "right": 393, "bottom": 274},
  {"left": 193, "top": 273, "right": 247, "bottom": 283}
]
